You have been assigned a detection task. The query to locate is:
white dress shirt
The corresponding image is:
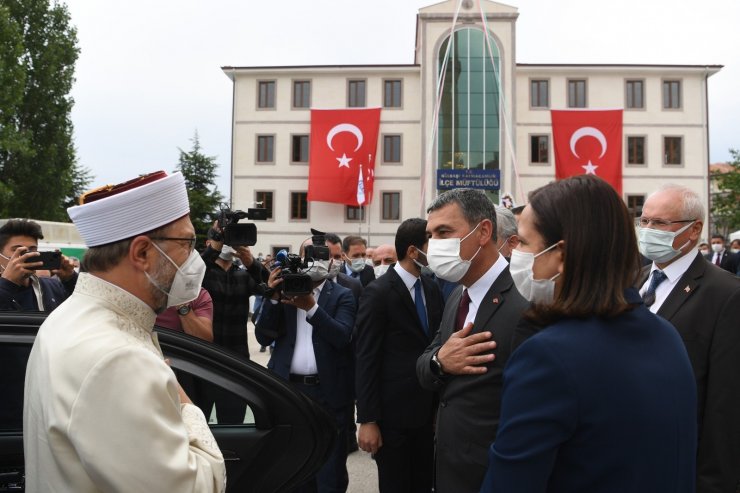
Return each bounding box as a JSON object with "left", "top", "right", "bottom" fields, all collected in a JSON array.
[
  {"left": 461, "top": 254, "right": 509, "bottom": 327},
  {"left": 290, "top": 281, "right": 324, "bottom": 375},
  {"left": 640, "top": 249, "right": 699, "bottom": 314},
  {"left": 23, "top": 273, "right": 225, "bottom": 492}
]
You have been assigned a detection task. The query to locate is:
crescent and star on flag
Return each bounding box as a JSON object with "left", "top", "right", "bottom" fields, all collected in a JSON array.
[
  {"left": 326, "top": 122, "right": 371, "bottom": 205},
  {"left": 569, "top": 126, "right": 607, "bottom": 175}
]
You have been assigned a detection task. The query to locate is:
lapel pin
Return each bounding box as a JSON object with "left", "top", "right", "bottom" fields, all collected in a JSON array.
[
  {"left": 492, "top": 297, "right": 499, "bottom": 304},
  {"left": 684, "top": 285, "right": 691, "bottom": 293}
]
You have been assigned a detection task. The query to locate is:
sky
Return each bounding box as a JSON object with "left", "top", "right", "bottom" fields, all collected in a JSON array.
[{"left": 64, "top": 0, "right": 740, "bottom": 200}]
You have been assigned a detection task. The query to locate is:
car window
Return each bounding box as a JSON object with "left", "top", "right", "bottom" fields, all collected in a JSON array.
[
  {"left": 0, "top": 343, "right": 32, "bottom": 432},
  {"left": 172, "top": 367, "right": 255, "bottom": 425}
]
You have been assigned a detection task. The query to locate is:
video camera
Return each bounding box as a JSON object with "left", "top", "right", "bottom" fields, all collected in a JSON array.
[
  {"left": 274, "top": 229, "right": 331, "bottom": 296},
  {"left": 210, "top": 205, "right": 268, "bottom": 246}
]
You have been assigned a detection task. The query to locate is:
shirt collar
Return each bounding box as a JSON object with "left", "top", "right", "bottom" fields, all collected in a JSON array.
[
  {"left": 652, "top": 248, "right": 699, "bottom": 283},
  {"left": 394, "top": 262, "right": 419, "bottom": 291},
  {"left": 465, "top": 254, "right": 509, "bottom": 310}
]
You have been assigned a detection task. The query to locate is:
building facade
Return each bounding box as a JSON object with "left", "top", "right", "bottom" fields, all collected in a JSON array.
[{"left": 223, "top": 0, "right": 720, "bottom": 255}]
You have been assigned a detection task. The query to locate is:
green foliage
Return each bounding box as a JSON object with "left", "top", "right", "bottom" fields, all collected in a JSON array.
[
  {"left": 0, "top": 0, "right": 90, "bottom": 221},
  {"left": 176, "top": 132, "right": 224, "bottom": 245},
  {"left": 711, "top": 149, "right": 740, "bottom": 235}
]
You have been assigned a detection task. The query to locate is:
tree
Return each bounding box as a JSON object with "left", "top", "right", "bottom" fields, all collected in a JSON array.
[
  {"left": 0, "top": 0, "right": 90, "bottom": 221},
  {"left": 710, "top": 148, "right": 740, "bottom": 236},
  {"left": 176, "top": 132, "right": 224, "bottom": 244}
]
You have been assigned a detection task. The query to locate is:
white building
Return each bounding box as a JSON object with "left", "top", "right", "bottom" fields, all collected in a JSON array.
[{"left": 223, "top": 0, "right": 721, "bottom": 256}]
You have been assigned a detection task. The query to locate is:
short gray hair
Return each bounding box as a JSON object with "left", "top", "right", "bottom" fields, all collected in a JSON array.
[
  {"left": 427, "top": 188, "right": 497, "bottom": 241},
  {"left": 650, "top": 184, "right": 705, "bottom": 220},
  {"left": 495, "top": 206, "right": 518, "bottom": 240}
]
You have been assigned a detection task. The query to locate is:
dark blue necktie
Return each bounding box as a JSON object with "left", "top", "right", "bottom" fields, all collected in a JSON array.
[
  {"left": 642, "top": 270, "right": 667, "bottom": 307},
  {"left": 414, "top": 279, "right": 429, "bottom": 335}
]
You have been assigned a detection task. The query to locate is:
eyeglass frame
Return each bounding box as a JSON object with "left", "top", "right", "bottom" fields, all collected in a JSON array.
[
  {"left": 635, "top": 217, "right": 695, "bottom": 229},
  {"left": 149, "top": 236, "right": 197, "bottom": 252}
]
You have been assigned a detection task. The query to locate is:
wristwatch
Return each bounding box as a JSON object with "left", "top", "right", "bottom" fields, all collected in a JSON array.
[
  {"left": 177, "top": 304, "right": 192, "bottom": 316},
  {"left": 431, "top": 350, "right": 445, "bottom": 376}
]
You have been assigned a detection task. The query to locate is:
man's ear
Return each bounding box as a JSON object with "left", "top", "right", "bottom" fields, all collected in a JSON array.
[
  {"left": 507, "top": 234, "right": 520, "bottom": 249},
  {"left": 129, "top": 236, "right": 155, "bottom": 273},
  {"left": 478, "top": 219, "right": 493, "bottom": 245}
]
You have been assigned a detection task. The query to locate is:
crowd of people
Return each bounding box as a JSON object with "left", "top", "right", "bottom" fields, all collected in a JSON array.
[{"left": 9, "top": 170, "right": 740, "bottom": 493}]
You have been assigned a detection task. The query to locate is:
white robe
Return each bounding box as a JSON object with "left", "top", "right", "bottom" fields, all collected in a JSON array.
[{"left": 23, "top": 273, "right": 226, "bottom": 492}]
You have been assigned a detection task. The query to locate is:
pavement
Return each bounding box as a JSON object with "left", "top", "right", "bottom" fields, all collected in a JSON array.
[{"left": 247, "top": 320, "right": 379, "bottom": 492}]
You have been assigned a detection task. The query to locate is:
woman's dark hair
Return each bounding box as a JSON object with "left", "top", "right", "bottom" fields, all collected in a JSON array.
[{"left": 526, "top": 175, "right": 640, "bottom": 325}]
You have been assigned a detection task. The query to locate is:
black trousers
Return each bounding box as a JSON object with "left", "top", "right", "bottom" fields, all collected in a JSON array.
[{"left": 374, "top": 424, "right": 435, "bottom": 493}]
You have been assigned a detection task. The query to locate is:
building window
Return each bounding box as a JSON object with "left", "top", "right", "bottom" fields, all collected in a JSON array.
[
  {"left": 255, "top": 191, "right": 274, "bottom": 220},
  {"left": 381, "top": 192, "right": 401, "bottom": 221},
  {"left": 664, "top": 136, "right": 682, "bottom": 165},
  {"left": 627, "top": 136, "right": 646, "bottom": 165},
  {"left": 291, "top": 135, "right": 309, "bottom": 163},
  {"left": 626, "top": 195, "right": 645, "bottom": 220},
  {"left": 345, "top": 206, "right": 366, "bottom": 222},
  {"left": 663, "top": 80, "right": 681, "bottom": 109},
  {"left": 437, "top": 28, "right": 501, "bottom": 171},
  {"left": 290, "top": 192, "right": 308, "bottom": 220},
  {"left": 383, "top": 135, "right": 401, "bottom": 163},
  {"left": 256, "top": 135, "right": 274, "bottom": 163},
  {"left": 293, "top": 80, "right": 311, "bottom": 109},
  {"left": 625, "top": 80, "right": 644, "bottom": 109},
  {"left": 530, "top": 79, "right": 549, "bottom": 108},
  {"left": 567, "top": 79, "right": 587, "bottom": 108},
  {"left": 257, "top": 81, "right": 275, "bottom": 109},
  {"left": 348, "top": 80, "right": 366, "bottom": 107},
  {"left": 530, "top": 135, "right": 549, "bottom": 164},
  {"left": 383, "top": 79, "right": 402, "bottom": 108}
]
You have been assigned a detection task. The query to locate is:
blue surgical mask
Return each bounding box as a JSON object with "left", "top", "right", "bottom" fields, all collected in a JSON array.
[{"left": 637, "top": 221, "right": 695, "bottom": 264}]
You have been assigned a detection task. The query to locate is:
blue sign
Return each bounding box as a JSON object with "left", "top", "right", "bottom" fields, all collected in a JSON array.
[{"left": 436, "top": 169, "right": 500, "bottom": 191}]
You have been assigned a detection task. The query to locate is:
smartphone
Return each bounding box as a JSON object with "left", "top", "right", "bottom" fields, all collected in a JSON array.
[{"left": 30, "top": 251, "right": 62, "bottom": 271}]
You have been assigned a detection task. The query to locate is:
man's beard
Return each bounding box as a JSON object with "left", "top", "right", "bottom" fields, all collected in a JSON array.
[{"left": 148, "top": 254, "right": 176, "bottom": 314}]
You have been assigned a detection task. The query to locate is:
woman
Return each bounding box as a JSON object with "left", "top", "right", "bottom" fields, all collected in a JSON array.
[{"left": 480, "top": 176, "right": 697, "bottom": 493}]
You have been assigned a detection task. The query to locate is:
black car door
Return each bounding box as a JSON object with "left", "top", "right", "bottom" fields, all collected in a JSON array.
[{"left": 0, "top": 313, "right": 335, "bottom": 492}]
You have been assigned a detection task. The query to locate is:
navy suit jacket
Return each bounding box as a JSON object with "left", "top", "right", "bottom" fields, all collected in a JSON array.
[
  {"left": 0, "top": 274, "right": 76, "bottom": 311},
  {"left": 480, "top": 289, "right": 697, "bottom": 493},
  {"left": 255, "top": 280, "right": 356, "bottom": 409}
]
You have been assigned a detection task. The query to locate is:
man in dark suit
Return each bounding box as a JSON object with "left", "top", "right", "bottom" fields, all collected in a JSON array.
[
  {"left": 342, "top": 235, "right": 375, "bottom": 287},
  {"left": 705, "top": 233, "right": 739, "bottom": 274},
  {"left": 416, "top": 189, "right": 529, "bottom": 493},
  {"left": 325, "top": 233, "right": 363, "bottom": 304},
  {"left": 355, "top": 218, "right": 444, "bottom": 492},
  {"left": 638, "top": 184, "right": 740, "bottom": 493},
  {"left": 255, "top": 251, "right": 356, "bottom": 493}
]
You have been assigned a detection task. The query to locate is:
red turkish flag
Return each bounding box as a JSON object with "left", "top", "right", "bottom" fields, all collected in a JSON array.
[
  {"left": 551, "top": 109, "right": 623, "bottom": 194},
  {"left": 308, "top": 108, "right": 381, "bottom": 206}
]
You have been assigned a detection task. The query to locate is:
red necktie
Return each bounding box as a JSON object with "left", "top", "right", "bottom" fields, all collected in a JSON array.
[
  {"left": 715, "top": 253, "right": 721, "bottom": 266},
  {"left": 456, "top": 289, "right": 471, "bottom": 332}
]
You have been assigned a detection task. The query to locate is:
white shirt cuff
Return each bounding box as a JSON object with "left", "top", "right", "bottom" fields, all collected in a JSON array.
[{"left": 306, "top": 303, "right": 319, "bottom": 318}]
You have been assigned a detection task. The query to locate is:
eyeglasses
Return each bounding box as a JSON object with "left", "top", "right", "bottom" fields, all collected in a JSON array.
[
  {"left": 149, "top": 236, "right": 197, "bottom": 252},
  {"left": 635, "top": 217, "right": 694, "bottom": 229}
]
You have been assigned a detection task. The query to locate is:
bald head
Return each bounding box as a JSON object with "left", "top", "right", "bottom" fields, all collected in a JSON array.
[{"left": 372, "top": 244, "right": 397, "bottom": 266}]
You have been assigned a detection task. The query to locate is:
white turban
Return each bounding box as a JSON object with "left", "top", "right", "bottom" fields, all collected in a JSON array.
[{"left": 68, "top": 171, "right": 190, "bottom": 247}]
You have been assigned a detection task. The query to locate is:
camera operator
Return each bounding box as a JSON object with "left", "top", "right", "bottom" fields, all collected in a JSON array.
[
  {"left": 202, "top": 221, "right": 265, "bottom": 358},
  {"left": 0, "top": 219, "right": 77, "bottom": 311},
  {"left": 255, "top": 233, "right": 356, "bottom": 493}
]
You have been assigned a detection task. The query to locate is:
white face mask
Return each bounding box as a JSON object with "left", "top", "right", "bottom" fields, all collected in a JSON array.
[
  {"left": 374, "top": 264, "right": 389, "bottom": 278},
  {"left": 304, "top": 260, "right": 329, "bottom": 282},
  {"left": 219, "top": 245, "right": 236, "bottom": 262},
  {"left": 637, "top": 221, "right": 694, "bottom": 264},
  {"left": 320, "top": 259, "right": 340, "bottom": 280},
  {"left": 147, "top": 243, "right": 206, "bottom": 308},
  {"left": 731, "top": 248, "right": 740, "bottom": 254},
  {"left": 426, "top": 222, "right": 482, "bottom": 282},
  {"left": 347, "top": 257, "right": 366, "bottom": 273},
  {"left": 711, "top": 243, "right": 724, "bottom": 254},
  {"left": 509, "top": 243, "right": 561, "bottom": 303},
  {"left": 364, "top": 258, "right": 374, "bottom": 268}
]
